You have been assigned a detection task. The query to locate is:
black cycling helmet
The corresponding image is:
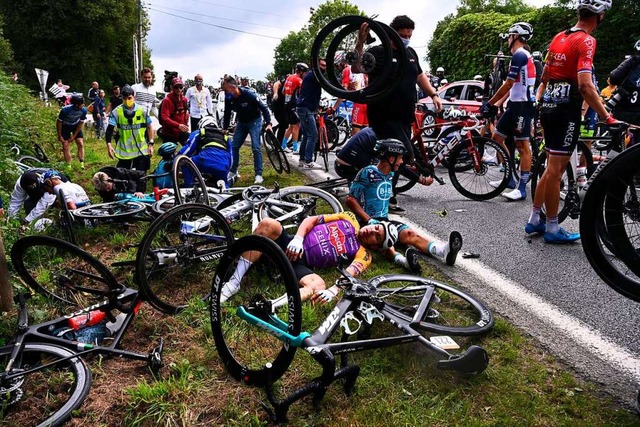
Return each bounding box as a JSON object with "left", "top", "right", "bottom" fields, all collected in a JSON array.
[
  {"left": 121, "top": 84, "right": 134, "bottom": 97},
  {"left": 295, "top": 62, "right": 309, "bottom": 72},
  {"left": 70, "top": 93, "right": 84, "bottom": 105},
  {"left": 374, "top": 139, "right": 406, "bottom": 158},
  {"left": 532, "top": 51, "right": 543, "bottom": 61}
]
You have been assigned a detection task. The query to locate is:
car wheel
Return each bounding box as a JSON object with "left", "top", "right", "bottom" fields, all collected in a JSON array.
[{"left": 422, "top": 111, "right": 439, "bottom": 139}]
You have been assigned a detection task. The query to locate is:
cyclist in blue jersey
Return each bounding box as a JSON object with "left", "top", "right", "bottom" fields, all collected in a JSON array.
[
  {"left": 56, "top": 93, "right": 87, "bottom": 168},
  {"left": 346, "top": 139, "right": 462, "bottom": 272},
  {"left": 219, "top": 211, "right": 399, "bottom": 305}
]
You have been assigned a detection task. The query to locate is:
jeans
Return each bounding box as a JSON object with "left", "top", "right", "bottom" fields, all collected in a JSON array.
[
  {"left": 296, "top": 106, "right": 317, "bottom": 164},
  {"left": 231, "top": 117, "right": 263, "bottom": 175}
]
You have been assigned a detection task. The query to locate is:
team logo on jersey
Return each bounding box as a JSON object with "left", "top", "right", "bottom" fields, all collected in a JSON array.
[
  {"left": 328, "top": 223, "right": 347, "bottom": 254},
  {"left": 377, "top": 181, "right": 393, "bottom": 201}
]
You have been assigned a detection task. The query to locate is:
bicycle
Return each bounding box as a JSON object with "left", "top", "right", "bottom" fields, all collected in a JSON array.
[
  {"left": 330, "top": 99, "right": 352, "bottom": 149},
  {"left": 261, "top": 124, "right": 291, "bottom": 175},
  {"left": 6, "top": 235, "right": 164, "bottom": 426},
  {"left": 395, "top": 114, "right": 512, "bottom": 200},
  {"left": 210, "top": 235, "right": 494, "bottom": 423},
  {"left": 313, "top": 107, "right": 339, "bottom": 172}
]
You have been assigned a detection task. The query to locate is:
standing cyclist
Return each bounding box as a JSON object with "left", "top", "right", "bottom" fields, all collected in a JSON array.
[{"left": 526, "top": 0, "right": 618, "bottom": 243}]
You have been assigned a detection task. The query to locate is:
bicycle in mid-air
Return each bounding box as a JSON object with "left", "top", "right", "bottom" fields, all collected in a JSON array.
[
  {"left": 6, "top": 235, "right": 164, "bottom": 427},
  {"left": 210, "top": 235, "right": 494, "bottom": 422}
]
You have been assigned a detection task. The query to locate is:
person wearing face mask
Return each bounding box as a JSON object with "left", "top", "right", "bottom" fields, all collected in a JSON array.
[
  {"left": 56, "top": 93, "right": 88, "bottom": 168},
  {"left": 354, "top": 15, "right": 442, "bottom": 213},
  {"left": 186, "top": 73, "right": 213, "bottom": 131},
  {"left": 105, "top": 84, "right": 154, "bottom": 179}
]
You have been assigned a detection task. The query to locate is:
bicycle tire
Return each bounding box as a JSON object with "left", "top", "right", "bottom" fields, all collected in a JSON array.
[
  {"left": 448, "top": 136, "right": 511, "bottom": 200},
  {"left": 580, "top": 145, "right": 640, "bottom": 302},
  {"left": 372, "top": 274, "right": 494, "bottom": 336},
  {"left": 258, "top": 186, "right": 343, "bottom": 232},
  {"left": 331, "top": 116, "right": 350, "bottom": 149},
  {"left": 33, "top": 143, "right": 49, "bottom": 162},
  {"left": 16, "top": 155, "right": 44, "bottom": 168},
  {"left": 136, "top": 203, "right": 234, "bottom": 314},
  {"left": 262, "top": 129, "right": 284, "bottom": 174},
  {"left": 10, "top": 235, "right": 123, "bottom": 307},
  {"left": 211, "top": 235, "right": 301, "bottom": 386},
  {"left": 394, "top": 172, "right": 418, "bottom": 194},
  {"left": 324, "top": 117, "right": 339, "bottom": 151},
  {"left": 0, "top": 343, "right": 92, "bottom": 427},
  {"left": 172, "top": 155, "right": 210, "bottom": 206},
  {"left": 72, "top": 200, "right": 146, "bottom": 220}
]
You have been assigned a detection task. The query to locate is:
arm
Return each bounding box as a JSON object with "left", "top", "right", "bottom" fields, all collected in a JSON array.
[
  {"left": 24, "top": 193, "right": 56, "bottom": 223},
  {"left": 609, "top": 57, "right": 637, "bottom": 86},
  {"left": 536, "top": 65, "right": 549, "bottom": 102},
  {"left": 257, "top": 95, "right": 271, "bottom": 125},
  {"left": 345, "top": 194, "right": 370, "bottom": 224},
  {"left": 351, "top": 22, "right": 369, "bottom": 74},
  {"left": 488, "top": 79, "right": 514, "bottom": 106},
  {"left": 223, "top": 98, "right": 231, "bottom": 130},
  {"left": 8, "top": 180, "right": 27, "bottom": 218},
  {"left": 272, "top": 81, "right": 281, "bottom": 101},
  {"left": 578, "top": 72, "right": 610, "bottom": 119},
  {"left": 56, "top": 119, "right": 64, "bottom": 143}
]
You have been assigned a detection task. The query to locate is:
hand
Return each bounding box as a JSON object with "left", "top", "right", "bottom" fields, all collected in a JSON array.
[
  {"left": 480, "top": 101, "right": 498, "bottom": 119},
  {"left": 311, "top": 289, "right": 337, "bottom": 305},
  {"left": 148, "top": 144, "right": 154, "bottom": 156},
  {"left": 432, "top": 96, "right": 443, "bottom": 113},
  {"left": 285, "top": 235, "right": 304, "bottom": 261},
  {"left": 367, "top": 218, "right": 380, "bottom": 225},
  {"left": 18, "top": 224, "right": 28, "bottom": 235},
  {"left": 265, "top": 123, "right": 272, "bottom": 132},
  {"left": 605, "top": 114, "right": 621, "bottom": 126},
  {"left": 419, "top": 175, "right": 434, "bottom": 186},
  {"left": 178, "top": 124, "right": 190, "bottom": 133},
  {"left": 357, "top": 22, "right": 370, "bottom": 46},
  {"left": 107, "top": 143, "right": 115, "bottom": 159},
  {"left": 133, "top": 192, "right": 144, "bottom": 198}
]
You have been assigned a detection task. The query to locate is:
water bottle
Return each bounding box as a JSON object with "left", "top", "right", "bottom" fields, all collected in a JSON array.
[
  {"left": 576, "top": 167, "right": 587, "bottom": 189},
  {"left": 68, "top": 309, "right": 106, "bottom": 330}
]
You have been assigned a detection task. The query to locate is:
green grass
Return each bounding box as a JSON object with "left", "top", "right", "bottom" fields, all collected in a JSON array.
[{"left": 0, "top": 72, "right": 638, "bottom": 425}]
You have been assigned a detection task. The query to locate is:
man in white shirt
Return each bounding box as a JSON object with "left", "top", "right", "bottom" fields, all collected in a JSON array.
[
  {"left": 185, "top": 73, "right": 213, "bottom": 131},
  {"left": 131, "top": 67, "right": 159, "bottom": 117}
]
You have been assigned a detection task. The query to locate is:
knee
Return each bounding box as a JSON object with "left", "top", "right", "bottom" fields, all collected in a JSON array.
[{"left": 255, "top": 217, "right": 281, "bottom": 238}]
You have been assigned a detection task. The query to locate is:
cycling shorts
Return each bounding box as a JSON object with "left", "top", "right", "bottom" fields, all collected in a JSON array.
[
  {"left": 285, "top": 105, "right": 300, "bottom": 125},
  {"left": 540, "top": 107, "right": 581, "bottom": 155},
  {"left": 334, "top": 160, "right": 359, "bottom": 182},
  {"left": 274, "top": 230, "right": 313, "bottom": 282},
  {"left": 60, "top": 124, "right": 84, "bottom": 140},
  {"left": 351, "top": 103, "right": 368, "bottom": 127},
  {"left": 495, "top": 102, "right": 534, "bottom": 141}
]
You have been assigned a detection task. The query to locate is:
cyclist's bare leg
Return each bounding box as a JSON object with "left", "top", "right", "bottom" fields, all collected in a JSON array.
[
  {"left": 515, "top": 139, "right": 532, "bottom": 172},
  {"left": 538, "top": 153, "right": 570, "bottom": 217},
  {"left": 298, "top": 274, "right": 326, "bottom": 301},
  {"left": 76, "top": 138, "right": 85, "bottom": 163},
  {"left": 62, "top": 140, "right": 72, "bottom": 163}
]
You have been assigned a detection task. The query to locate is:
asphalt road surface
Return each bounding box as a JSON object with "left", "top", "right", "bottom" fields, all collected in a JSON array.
[{"left": 286, "top": 148, "right": 640, "bottom": 409}]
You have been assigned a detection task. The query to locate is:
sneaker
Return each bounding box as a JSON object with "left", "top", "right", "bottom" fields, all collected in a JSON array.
[
  {"left": 405, "top": 247, "right": 422, "bottom": 275},
  {"left": 220, "top": 281, "right": 240, "bottom": 303},
  {"left": 254, "top": 175, "right": 264, "bottom": 184},
  {"left": 489, "top": 179, "right": 516, "bottom": 189},
  {"left": 444, "top": 231, "right": 463, "bottom": 266},
  {"left": 503, "top": 188, "right": 526, "bottom": 201},
  {"left": 304, "top": 162, "right": 322, "bottom": 169},
  {"left": 524, "top": 222, "right": 546, "bottom": 235},
  {"left": 331, "top": 186, "right": 349, "bottom": 197},
  {"left": 388, "top": 204, "right": 406, "bottom": 214},
  {"left": 544, "top": 227, "right": 580, "bottom": 244},
  {"left": 282, "top": 147, "right": 292, "bottom": 153},
  {"left": 483, "top": 155, "right": 499, "bottom": 166},
  {"left": 79, "top": 161, "right": 85, "bottom": 169}
]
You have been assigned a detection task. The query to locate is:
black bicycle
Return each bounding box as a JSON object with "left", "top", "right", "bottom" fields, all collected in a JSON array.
[
  {"left": 6, "top": 235, "right": 163, "bottom": 426},
  {"left": 210, "top": 235, "right": 493, "bottom": 422}
]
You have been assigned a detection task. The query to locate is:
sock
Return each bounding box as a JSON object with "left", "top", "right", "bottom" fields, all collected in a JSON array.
[
  {"left": 393, "top": 253, "right": 409, "bottom": 269},
  {"left": 281, "top": 137, "right": 289, "bottom": 149},
  {"left": 228, "top": 257, "right": 253, "bottom": 288},
  {"left": 528, "top": 206, "right": 541, "bottom": 226},
  {"left": 547, "top": 216, "right": 559, "bottom": 234},
  {"left": 428, "top": 242, "right": 446, "bottom": 258},
  {"left": 518, "top": 172, "right": 530, "bottom": 192},
  {"left": 292, "top": 141, "right": 299, "bottom": 152}
]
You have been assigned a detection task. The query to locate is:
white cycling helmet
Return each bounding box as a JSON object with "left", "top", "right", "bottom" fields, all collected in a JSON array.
[
  {"left": 334, "top": 50, "right": 346, "bottom": 65},
  {"left": 577, "top": 0, "right": 612, "bottom": 13},
  {"left": 635, "top": 39, "right": 640, "bottom": 53},
  {"left": 198, "top": 116, "right": 217, "bottom": 130},
  {"left": 474, "top": 74, "right": 483, "bottom": 81},
  {"left": 436, "top": 67, "right": 445, "bottom": 73},
  {"left": 380, "top": 221, "right": 399, "bottom": 249},
  {"left": 508, "top": 22, "right": 533, "bottom": 41}
]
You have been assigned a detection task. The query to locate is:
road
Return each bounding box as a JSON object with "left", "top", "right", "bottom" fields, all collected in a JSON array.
[{"left": 286, "top": 148, "right": 640, "bottom": 409}]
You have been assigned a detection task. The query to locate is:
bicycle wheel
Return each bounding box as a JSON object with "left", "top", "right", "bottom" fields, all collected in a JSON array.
[
  {"left": 324, "top": 117, "right": 339, "bottom": 151},
  {"left": 372, "top": 274, "right": 494, "bottom": 336},
  {"left": 10, "top": 235, "right": 123, "bottom": 307},
  {"left": 0, "top": 343, "right": 92, "bottom": 427},
  {"left": 317, "top": 126, "right": 329, "bottom": 172},
  {"left": 172, "top": 155, "right": 210, "bottom": 206},
  {"left": 448, "top": 136, "right": 511, "bottom": 200},
  {"left": 211, "top": 235, "right": 301, "bottom": 386},
  {"left": 262, "top": 129, "right": 283, "bottom": 174},
  {"left": 136, "top": 203, "right": 234, "bottom": 314},
  {"left": 331, "top": 116, "right": 350, "bottom": 149},
  {"left": 16, "top": 155, "right": 44, "bottom": 168},
  {"left": 258, "top": 186, "right": 343, "bottom": 232},
  {"left": 581, "top": 146, "right": 640, "bottom": 302},
  {"left": 33, "top": 143, "right": 49, "bottom": 162},
  {"left": 72, "top": 201, "right": 146, "bottom": 220},
  {"left": 530, "top": 151, "right": 574, "bottom": 224},
  {"left": 395, "top": 172, "right": 418, "bottom": 194}
]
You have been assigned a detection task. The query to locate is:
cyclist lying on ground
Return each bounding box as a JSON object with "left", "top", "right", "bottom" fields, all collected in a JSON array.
[
  {"left": 346, "top": 139, "right": 462, "bottom": 272},
  {"left": 220, "top": 211, "right": 399, "bottom": 305},
  {"left": 42, "top": 170, "right": 91, "bottom": 210},
  {"left": 92, "top": 166, "right": 146, "bottom": 202}
]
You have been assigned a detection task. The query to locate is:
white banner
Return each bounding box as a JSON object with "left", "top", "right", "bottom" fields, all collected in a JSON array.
[{"left": 34, "top": 68, "right": 49, "bottom": 95}]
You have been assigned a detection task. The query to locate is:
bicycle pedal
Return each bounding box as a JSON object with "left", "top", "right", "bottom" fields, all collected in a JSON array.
[{"left": 148, "top": 337, "right": 164, "bottom": 376}]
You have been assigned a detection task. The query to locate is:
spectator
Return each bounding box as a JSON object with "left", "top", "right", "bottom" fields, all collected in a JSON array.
[
  {"left": 600, "top": 76, "right": 617, "bottom": 103},
  {"left": 282, "top": 63, "right": 308, "bottom": 153},
  {"left": 87, "top": 81, "right": 99, "bottom": 103},
  {"left": 56, "top": 93, "right": 87, "bottom": 168},
  {"left": 335, "top": 50, "right": 368, "bottom": 136},
  {"left": 8, "top": 169, "right": 69, "bottom": 227},
  {"left": 240, "top": 77, "right": 255, "bottom": 92},
  {"left": 92, "top": 166, "right": 146, "bottom": 202},
  {"left": 159, "top": 77, "right": 190, "bottom": 144},
  {"left": 185, "top": 73, "right": 213, "bottom": 131},
  {"left": 93, "top": 89, "right": 106, "bottom": 139},
  {"left": 105, "top": 85, "right": 123, "bottom": 116},
  {"left": 222, "top": 76, "right": 272, "bottom": 185},
  {"left": 152, "top": 142, "right": 178, "bottom": 189},
  {"left": 53, "top": 79, "right": 70, "bottom": 106},
  {"left": 271, "top": 75, "right": 289, "bottom": 147},
  {"left": 132, "top": 67, "right": 159, "bottom": 117},
  {"left": 105, "top": 84, "right": 154, "bottom": 178}
]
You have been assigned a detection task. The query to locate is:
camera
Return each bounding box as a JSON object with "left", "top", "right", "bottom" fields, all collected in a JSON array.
[{"left": 605, "top": 87, "right": 628, "bottom": 112}]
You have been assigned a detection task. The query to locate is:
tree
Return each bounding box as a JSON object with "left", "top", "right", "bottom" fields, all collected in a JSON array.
[
  {"left": 0, "top": 232, "right": 11, "bottom": 312},
  {"left": 457, "top": 0, "right": 534, "bottom": 15},
  {"left": 0, "top": 0, "right": 153, "bottom": 94}
]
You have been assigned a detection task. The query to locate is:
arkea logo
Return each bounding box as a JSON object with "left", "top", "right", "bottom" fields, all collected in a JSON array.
[{"left": 327, "top": 223, "right": 346, "bottom": 254}]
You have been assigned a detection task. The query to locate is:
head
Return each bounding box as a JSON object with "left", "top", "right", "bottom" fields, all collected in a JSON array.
[
  {"left": 198, "top": 116, "right": 217, "bottom": 131},
  {"left": 222, "top": 76, "right": 240, "bottom": 96},
  {"left": 375, "top": 138, "right": 406, "bottom": 172},
  {"left": 577, "top": 0, "right": 612, "bottom": 26},
  {"left": 42, "top": 170, "right": 62, "bottom": 194},
  {"left": 240, "top": 77, "right": 249, "bottom": 86},
  {"left": 140, "top": 67, "right": 154, "bottom": 87},
  {"left": 474, "top": 74, "right": 483, "bottom": 81},
  {"left": 92, "top": 172, "right": 114, "bottom": 192},
  {"left": 57, "top": 79, "right": 62, "bottom": 85},
  {"left": 70, "top": 93, "right": 84, "bottom": 109},
  {"left": 194, "top": 74, "right": 203, "bottom": 87},
  {"left": 171, "top": 77, "right": 184, "bottom": 95},
  {"left": 436, "top": 67, "right": 445, "bottom": 78},
  {"left": 506, "top": 22, "right": 533, "bottom": 52},
  {"left": 20, "top": 171, "right": 43, "bottom": 196},
  {"left": 121, "top": 84, "right": 135, "bottom": 108},
  {"left": 295, "top": 62, "right": 309, "bottom": 75},
  {"left": 357, "top": 221, "right": 399, "bottom": 251},
  {"left": 532, "top": 51, "right": 543, "bottom": 62},
  {"left": 390, "top": 15, "right": 415, "bottom": 48},
  {"left": 112, "top": 85, "right": 121, "bottom": 95},
  {"left": 99, "top": 89, "right": 105, "bottom": 98},
  {"left": 334, "top": 50, "right": 347, "bottom": 71},
  {"left": 92, "top": 81, "right": 98, "bottom": 89},
  {"left": 158, "top": 142, "right": 178, "bottom": 159}
]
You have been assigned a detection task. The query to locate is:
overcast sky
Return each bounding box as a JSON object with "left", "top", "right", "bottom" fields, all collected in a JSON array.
[{"left": 145, "top": 0, "right": 555, "bottom": 89}]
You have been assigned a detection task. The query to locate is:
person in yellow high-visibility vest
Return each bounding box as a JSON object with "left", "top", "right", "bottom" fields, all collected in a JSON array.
[{"left": 105, "top": 84, "right": 154, "bottom": 179}]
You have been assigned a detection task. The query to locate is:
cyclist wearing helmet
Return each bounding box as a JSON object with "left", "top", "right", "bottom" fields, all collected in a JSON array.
[
  {"left": 527, "top": 0, "right": 618, "bottom": 244},
  {"left": 152, "top": 142, "right": 178, "bottom": 189},
  {"left": 347, "top": 139, "right": 461, "bottom": 272},
  {"left": 42, "top": 170, "right": 90, "bottom": 211},
  {"left": 56, "top": 92, "right": 87, "bottom": 168},
  {"left": 92, "top": 166, "right": 146, "bottom": 202},
  {"left": 105, "top": 84, "right": 154, "bottom": 177},
  {"left": 8, "top": 168, "right": 69, "bottom": 227},
  {"left": 281, "top": 62, "right": 308, "bottom": 153},
  {"left": 219, "top": 211, "right": 400, "bottom": 305},
  {"left": 608, "top": 39, "right": 640, "bottom": 128},
  {"left": 177, "top": 115, "right": 233, "bottom": 187},
  {"left": 481, "top": 22, "right": 536, "bottom": 202}
]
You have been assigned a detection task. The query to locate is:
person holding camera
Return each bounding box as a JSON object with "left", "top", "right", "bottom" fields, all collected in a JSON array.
[{"left": 608, "top": 39, "right": 640, "bottom": 132}]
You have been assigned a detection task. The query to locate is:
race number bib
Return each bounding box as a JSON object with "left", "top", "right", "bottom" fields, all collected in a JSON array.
[{"left": 543, "top": 82, "right": 572, "bottom": 105}]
